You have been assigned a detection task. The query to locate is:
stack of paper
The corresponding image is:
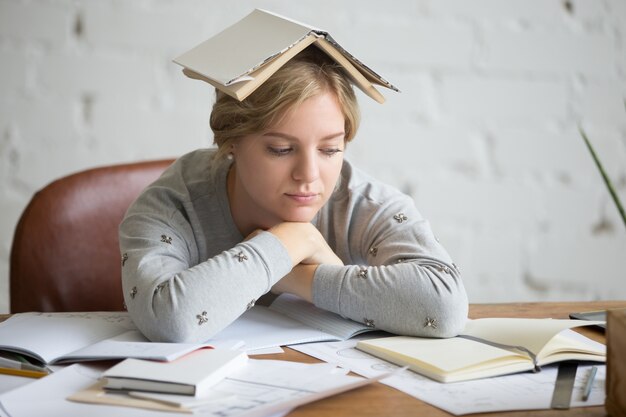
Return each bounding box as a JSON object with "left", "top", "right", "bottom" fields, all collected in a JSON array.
[{"left": 51, "top": 359, "right": 387, "bottom": 415}]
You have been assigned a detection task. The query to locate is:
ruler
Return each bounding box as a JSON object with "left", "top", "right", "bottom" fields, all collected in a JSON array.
[{"left": 551, "top": 361, "right": 578, "bottom": 409}]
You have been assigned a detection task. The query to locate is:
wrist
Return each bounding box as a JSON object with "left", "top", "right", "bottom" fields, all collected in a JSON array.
[
  {"left": 268, "top": 222, "right": 316, "bottom": 266},
  {"left": 272, "top": 264, "right": 317, "bottom": 302}
]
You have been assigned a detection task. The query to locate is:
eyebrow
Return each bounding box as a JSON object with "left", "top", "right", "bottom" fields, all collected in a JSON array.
[{"left": 261, "top": 131, "right": 345, "bottom": 142}]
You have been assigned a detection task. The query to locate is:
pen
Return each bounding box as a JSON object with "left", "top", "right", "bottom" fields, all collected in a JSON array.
[
  {"left": 0, "top": 367, "right": 49, "bottom": 379},
  {"left": 582, "top": 366, "right": 598, "bottom": 401}
]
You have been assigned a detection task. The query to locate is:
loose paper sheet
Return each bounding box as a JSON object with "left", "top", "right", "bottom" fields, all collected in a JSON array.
[
  {"left": 0, "top": 361, "right": 382, "bottom": 417},
  {"left": 291, "top": 337, "right": 605, "bottom": 415},
  {"left": 0, "top": 374, "right": 33, "bottom": 396}
]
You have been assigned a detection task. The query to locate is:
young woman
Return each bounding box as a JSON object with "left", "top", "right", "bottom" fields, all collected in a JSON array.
[{"left": 119, "top": 47, "right": 468, "bottom": 343}]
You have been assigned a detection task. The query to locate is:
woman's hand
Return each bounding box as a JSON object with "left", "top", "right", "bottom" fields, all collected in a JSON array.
[
  {"left": 261, "top": 222, "right": 342, "bottom": 302},
  {"left": 270, "top": 264, "right": 317, "bottom": 301},
  {"left": 267, "top": 222, "right": 343, "bottom": 267}
]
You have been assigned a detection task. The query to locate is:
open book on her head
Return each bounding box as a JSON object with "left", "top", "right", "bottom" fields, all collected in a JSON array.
[
  {"left": 174, "top": 9, "right": 398, "bottom": 103},
  {"left": 356, "top": 318, "right": 605, "bottom": 383}
]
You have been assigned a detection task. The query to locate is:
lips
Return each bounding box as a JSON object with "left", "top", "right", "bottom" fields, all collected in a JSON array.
[{"left": 285, "top": 193, "right": 319, "bottom": 203}]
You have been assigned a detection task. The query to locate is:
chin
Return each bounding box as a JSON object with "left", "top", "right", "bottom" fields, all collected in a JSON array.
[
  {"left": 280, "top": 209, "right": 319, "bottom": 223},
  {"left": 282, "top": 215, "right": 316, "bottom": 223}
]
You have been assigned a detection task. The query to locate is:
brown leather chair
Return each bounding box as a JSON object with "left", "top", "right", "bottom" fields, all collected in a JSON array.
[{"left": 10, "top": 159, "right": 174, "bottom": 313}]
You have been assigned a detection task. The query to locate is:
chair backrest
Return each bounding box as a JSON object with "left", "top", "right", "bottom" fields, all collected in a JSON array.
[{"left": 10, "top": 159, "right": 174, "bottom": 313}]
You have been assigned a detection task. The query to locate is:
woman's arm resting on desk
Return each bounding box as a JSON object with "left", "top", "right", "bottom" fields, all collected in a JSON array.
[
  {"left": 121, "top": 213, "right": 342, "bottom": 343},
  {"left": 311, "top": 193, "right": 469, "bottom": 338},
  {"left": 120, "top": 206, "right": 294, "bottom": 343}
]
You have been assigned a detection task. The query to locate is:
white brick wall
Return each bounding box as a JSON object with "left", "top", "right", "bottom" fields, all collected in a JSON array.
[{"left": 1, "top": 0, "right": 625, "bottom": 313}]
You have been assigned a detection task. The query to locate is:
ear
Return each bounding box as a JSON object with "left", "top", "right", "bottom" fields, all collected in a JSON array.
[{"left": 225, "top": 142, "right": 237, "bottom": 161}]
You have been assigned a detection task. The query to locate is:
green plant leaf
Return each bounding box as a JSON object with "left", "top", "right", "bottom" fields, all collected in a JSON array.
[{"left": 579, "top": 127, "right": 626, "bottom": 231}]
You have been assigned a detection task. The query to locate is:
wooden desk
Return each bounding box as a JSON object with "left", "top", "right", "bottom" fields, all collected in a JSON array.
[
  {"left": 2, "top": 301, "right": 623, "bottom": 416},
  {"left": 254, "top": 300, "right": 626, "bottom": 417}
]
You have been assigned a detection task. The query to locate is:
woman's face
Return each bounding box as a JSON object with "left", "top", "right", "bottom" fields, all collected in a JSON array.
[{"left": 229, "top": 91, "right": 346, "bottom": 233}]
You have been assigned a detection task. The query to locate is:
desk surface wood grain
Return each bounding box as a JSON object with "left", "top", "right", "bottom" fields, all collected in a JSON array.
[{"left": 2, "top": 300, "right": 624, "bottom": 417}]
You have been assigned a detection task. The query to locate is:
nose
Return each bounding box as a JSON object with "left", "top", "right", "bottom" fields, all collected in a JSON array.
[{"left": 292, "top": 150, "right": 320, "bottom": 183}]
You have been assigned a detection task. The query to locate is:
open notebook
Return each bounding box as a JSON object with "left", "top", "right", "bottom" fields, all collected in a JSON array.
[
  {"left": 0, "top": 295, "right": 376, "bottom": 364},
  {"left": 207, "top": 294, "right": 377, "bottom": 351},
  {"left": 0, "top": 312, "right": 214, "bottom": 365},
  {"left": 356, "top": 318, "right": 605, "bottom": 383}
]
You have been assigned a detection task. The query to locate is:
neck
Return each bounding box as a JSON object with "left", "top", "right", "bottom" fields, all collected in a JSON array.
[{"left": 227, "top": 164, "right": 267, "bottom": 237}]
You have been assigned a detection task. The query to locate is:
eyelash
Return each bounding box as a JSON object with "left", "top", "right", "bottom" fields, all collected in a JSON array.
[
  {"left": 322, "top": 148, "right": 343, "bottom": 157},
  {"left": 267, "top": 147, "right": 343, "bottom": 157},
  {"left": 267, "top": 147, "right": 292, "bottom": 156}
]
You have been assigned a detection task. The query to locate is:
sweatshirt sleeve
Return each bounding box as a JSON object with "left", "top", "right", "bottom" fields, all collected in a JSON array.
[
  {"left": 312, "top": 192, "right": 468, "bottom": 338},
  {"left": 119, "top": 188, "right": 293, "bottom": 343}
]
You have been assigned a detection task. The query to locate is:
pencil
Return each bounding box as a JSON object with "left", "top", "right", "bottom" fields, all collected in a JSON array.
[
  {"left": 0, "top": 366, "right": 49, "bottom": 379},
  {"left": 0, "top": 355, "right": 49, "bottom": 373},
  {"left": 582, "top": 366, "right": 598, "bottom": 401}
]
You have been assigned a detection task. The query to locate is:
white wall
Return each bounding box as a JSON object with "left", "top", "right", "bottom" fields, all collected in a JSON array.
[{"left": 1, "top": 0, "right": 625, "bottom": 313}]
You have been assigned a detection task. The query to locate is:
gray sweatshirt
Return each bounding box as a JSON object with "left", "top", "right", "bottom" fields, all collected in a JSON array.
[{"left": 120, "top": 148, "right": 468, "bottom": 342}]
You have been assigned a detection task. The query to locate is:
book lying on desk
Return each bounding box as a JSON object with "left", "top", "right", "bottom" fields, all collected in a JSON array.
[
  {"left": 0, "top": 295, "right": 375, "bottom": 364},
  {"left": 0, "top": 312, "right": 213, "bottom": 365},
  {"left": 207, "top": 294, "right": 379, "bottom": 351},
  {"left": 102, "top": 348, "right": 248, "bottom": 396},
  {"left": 356, "top": 318, "right": 606, "bottom": 383}
]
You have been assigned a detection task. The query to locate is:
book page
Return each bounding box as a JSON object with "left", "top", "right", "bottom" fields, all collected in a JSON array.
[
  {"left": 461, "top": 318, "right": 605, "bottom": 357},
  {"left": 356, "top": 336, "right": 537, "bottom": 382},
  {"left": 537, "top": 328, "right": 605, "bottom": 364},
  {"left": 359, "top": 336, "right": 529, "bottom": 373},
  {"left": 205, "top": 305, "right": 339, "bottom": 350},
  {"left": 313, "top": 38, "right": 385, "bottom": 103},
  {"left": 0, "top": 312, "right": 135, "bottom": 364},
  {"left": 269, "top": 294, "right": 373, "bottom": 340},
  {"left": 59, "top": 330, "right": 214, "bottom": 363}
]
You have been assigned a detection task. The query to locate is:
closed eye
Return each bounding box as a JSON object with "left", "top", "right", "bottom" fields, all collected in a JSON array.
[
  {"left": 321, "top": 148, "right": 343, "bottom": 157},
  {"left": 267, "top": 147, "right": 292, "bottom": 156}
]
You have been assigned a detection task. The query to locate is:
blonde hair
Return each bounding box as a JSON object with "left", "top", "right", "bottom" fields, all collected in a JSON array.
[{"left": 209, "top": 46, "right": 360, "bottom": 162}]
